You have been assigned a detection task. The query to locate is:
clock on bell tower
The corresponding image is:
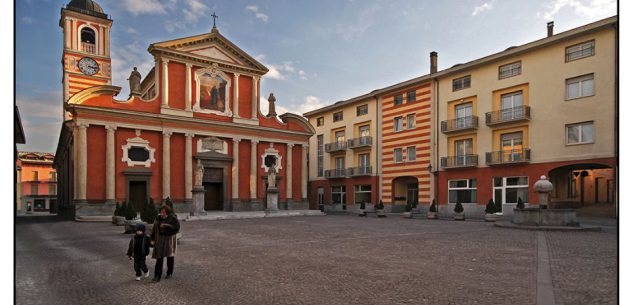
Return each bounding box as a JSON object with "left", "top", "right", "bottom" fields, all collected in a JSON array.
[{"left": 60, "top": 0, "right": 113, "bottom": 119}]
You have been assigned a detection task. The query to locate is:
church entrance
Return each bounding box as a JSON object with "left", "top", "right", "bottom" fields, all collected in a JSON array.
[
  {"left": 203, "top": 167, "right": 224, "bottom": 211},
  {"left": 129, "top": 181, "right": 147, "bottom": 212}
]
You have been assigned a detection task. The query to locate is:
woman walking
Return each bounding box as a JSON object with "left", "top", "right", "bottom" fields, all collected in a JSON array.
[{"left": 150, "top": 205, "right": 180, "bottom": 282}]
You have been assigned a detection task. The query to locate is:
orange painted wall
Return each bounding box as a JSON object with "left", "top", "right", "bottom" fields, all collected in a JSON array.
[
  {"left": 238, "top": 140, "right": 251, "bottom": 200},
  {"left": 168, "top": 62, "right": 186, "bottom": 110},
  {"left": 292, "top": 145, "right": 302, "bottom": 201},
  {"left": 226, "top": 137, "right": 233, "bottom": 200},
  {"left": 115, "top": 128, "right": 162, "bottom": 203},
  {"left": 170, "top": 133, "right": 185, "bottom": 201},
  {"left": 82, "top": 95, "right": 161, "bottom": 113},
  {"left": 238, "top": 75, "right": 252, "bottom": 118},
  {"left": 19, "top": 163, "right": 56, "bottom": 195},
  {"left": 259, "top": 116, "right": 286, "bottom": 129},
  {"left": 86, "top": 125, "right": 106, "bottom": 201}
]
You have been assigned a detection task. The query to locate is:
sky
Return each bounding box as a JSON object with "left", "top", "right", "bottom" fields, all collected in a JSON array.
[{"left": 14, "top": 0, "right": 618, "bottom": 153}]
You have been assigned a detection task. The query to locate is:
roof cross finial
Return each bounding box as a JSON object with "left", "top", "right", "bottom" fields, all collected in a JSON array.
[{"left": 211, "top": 12, "right": 219, "bottom": 29}]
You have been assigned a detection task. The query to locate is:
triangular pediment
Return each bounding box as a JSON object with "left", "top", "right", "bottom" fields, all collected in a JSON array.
[{"left": 150, "top": 29, "right": 268, "bottom": 74}]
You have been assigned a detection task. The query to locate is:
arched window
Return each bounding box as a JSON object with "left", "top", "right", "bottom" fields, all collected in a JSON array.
[{"left": 80, "top": 27, "right": 96, "bottom": 54}]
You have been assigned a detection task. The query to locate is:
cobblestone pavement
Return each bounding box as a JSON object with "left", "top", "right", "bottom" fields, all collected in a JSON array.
[{"left": 15, "top": 215, "right": 616, "bottom": 305}]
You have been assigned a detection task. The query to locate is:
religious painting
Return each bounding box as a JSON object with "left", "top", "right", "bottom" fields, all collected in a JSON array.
[{"left": 199, "top": 73, "right": 227, "bottom": 112}]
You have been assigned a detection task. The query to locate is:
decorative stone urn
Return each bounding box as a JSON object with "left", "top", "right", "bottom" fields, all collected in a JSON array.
[
  {"left": 534, "top": 175, "right": 554, "bottom": 209},
  {"left": 512, "top": 175, "right": 578, "bottom": 226}
]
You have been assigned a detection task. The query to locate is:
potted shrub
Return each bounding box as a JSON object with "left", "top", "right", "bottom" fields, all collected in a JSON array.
[
  {"left": 114, "top": 202, "right": 127, "bottom": 226},
  {"left": 516, "top": 197, "right": 525, "bottom": 210},
  {"left": 165, "top": 196, "right": 174, "bottom": 211},
  {"left": 375, "top": 200, "right": 386, "bottom": 218},
  {"left": 112, "top": 202, "right": 122, "bottom": 224},
  {"left": 403, "top": 201, "right": 413, "bottom": 218},
  {"left": 427, "top": 199, "right": 438, "bottom": 219},
  {"left": 123, "top": 201, "right": 141, "bottom": 233},
  {"left": 358, "top": 201, "right": 367, "bottom": 217},
  {"left": 485, "top": 199, "right": 497, "bottom": 222},
  {"left": 141, "top": 198, "right": 158, "bottom": 233},
  {"left": 453, "top": 201, "right": 465, "bottom": 221}
]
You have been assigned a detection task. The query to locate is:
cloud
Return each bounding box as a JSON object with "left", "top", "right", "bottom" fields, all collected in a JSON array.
[
  {"left": 126, "top": 27, "right": 139, "bottom": 35},
  {"left": 472, "top": 2, "right": 493, "bottom": 16},
  {"left": 538, "top": 0, "right": 616, "bottom": 20},
  {"left": 16, "top": 91, "right": 64, "bottom": 153},
  {"left": 255, "top": 55, "right": 309, "bottom": 82},
  {"left": 336, "top": 3, "right": 380, "bottom": 42},
  {"left": 21, "top": 16, "right": 34, "bottom": 24},
  {"left": 246, "top": 5, "right": 269, "bottom": 23},
  {"left": 182, "top": 0, "right": 208, "bottom": 24},
  {"left": 120, "top": 0, "right": 167, "bottom": 16},
  {"left": 298, "top": 70, "right": 308, "bottom": 80},
  {"left": 110, "top": 41, "right": 155, "bottom": 98}
]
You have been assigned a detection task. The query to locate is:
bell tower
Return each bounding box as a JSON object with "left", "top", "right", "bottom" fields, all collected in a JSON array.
[{"left": 60, "top": 0, "right": 113, "bottom": 119}]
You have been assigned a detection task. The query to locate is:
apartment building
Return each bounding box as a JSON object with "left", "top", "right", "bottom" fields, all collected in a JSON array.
[
  {"left": 305, "top": 96, "right": 380, "bottom": 211},
  {"left": 17, "top": 152, "right": 58, "bottom": 213},
  {"left": 435, "top": 17, "right": 617, "bottom": 214}
]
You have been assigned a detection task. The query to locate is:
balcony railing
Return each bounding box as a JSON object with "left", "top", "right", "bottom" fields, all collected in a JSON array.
[
  {"left": 324, "top": 169, "right": 346, "bottom": 178},
  {"left": 325, "top": 141, "right": 347, "bottom": 153},
  {"left": 440, "top": 155, "right": 478, "bottom": 168},
  {"left": 486, "top": 148, "right": 531, "bottom": 165},
  {"left": 348, "top": 166, "right": 372, "bottom": 176},
  {"left": 441, "top": 116, "right": 478, "bottom": 133},
  {"left": 485, "top": 106, "right": 531, "bottom": 126},
  {"left": 347, "top": 137, "right": 372, "bottom": 149},
  {"left": 81, "top": 42, "right": 96, "bottom": 54}
]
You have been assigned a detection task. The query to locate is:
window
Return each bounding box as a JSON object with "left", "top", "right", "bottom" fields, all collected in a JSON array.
[
  {"left": 333, "top": 111, "right": 343, "bottom": 122},
  {"left": 49, "top": 184, "right": 57, "bottom": 196},
  {"left": 566, "top": 40, "right": 595, "bottom": 62},
  {"left": 406, "top": 146, "right": 416, "bottom": 162},
  {"left": 566, "top": 74, "right": 594, "bottom": 99},
  {"left": 499, "top": 62, "right": 521, "bottom": 79},
  {"left": 80, "top": 27, "right": 96, "bottom": 54},
  {"left": 455, "top": 103, "right": 473, "bottom": 128},
  {"left": 448, "top": 179, "right": 477, "bottom": 204},
  {"left": 31, "top": 184, "right": 39, "bottom": 195},
  {"left": 452, "top": 75, "right": 471, "bottom": 91},
  {"left": 128, "top": 147, "right": 150, "bottom": 162},
  {"left": 501, "top": 132, "right": 524, "bottom": 161},
  {"left": 354, "top": 185, "right": 372, "bottom": 204},
  {"left": 493, "top": 176, "right": 529, "bottom": 206},
  {"left": 394, "top": 116, "right": 403, "bottom": 132},
  {"left": 32, "top": 171, "right": 39, "bottom": 181},
  {"left": 358, "top": 125, "right": 370, "bottom": 143},
  {"left": 49, "top": 171, "right": 57, "bottom": 181},
  {"left": 358, "top": 153, "right": 370, "bottom": 172},
  {"left": 394, "top": 95, "right": 403, "bottom": 106},
  {"left": 566, "top": 122, "right": 594, "bottom": 144},
  {"left": 500, "top": 91, "right": 523, "bottom": 120},
  {"left": 332, "top": 186, "right": 346, "bottom": 205},
  {"left": 356, "top": 104, "right": 368, "bottom": 116},
  {"left": 317, "top": 117, "right": 324, "bottom": 126},
  {"left": 317, "top": 135, "right": 324, "bottom": 177},
  {"left": 454, "top": 139, "right": 473, "bottom": 165},
  {"left": 335, "top": 130, "right": 345, "bottom": 146},
  {"left": 394, "top": 148, "right": 403, "bottom": 163},
  {"left": 407, "top": 114, "right": 416, "bottom": 129},
  {"left": 407, "top": 90, "right": 416, "bottom": 102}
]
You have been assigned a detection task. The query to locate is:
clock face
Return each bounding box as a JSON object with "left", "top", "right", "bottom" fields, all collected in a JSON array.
[{"left": 77, "top": 57, "right": 99, "bottom": 76}]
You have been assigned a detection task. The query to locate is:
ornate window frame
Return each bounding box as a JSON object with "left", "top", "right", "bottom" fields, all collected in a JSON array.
[
  {"left": 121, "top": 133, "right": 156, "bottom": 167},
  {"left": 261, "top": 144, "right": 283, "bottom": 173},
  {"left": 193, "top": 63, "right": 233, "bottom": 117}
]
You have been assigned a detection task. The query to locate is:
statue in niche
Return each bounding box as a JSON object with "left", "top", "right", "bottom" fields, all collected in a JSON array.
[
  {"left": 127, "top": 67, "right": 142, "bottom": 96},
  {"left": 195, "top": 159, "right": 204, "bottom": 186},
  {"left": 267, "top": 165, "right": 276, "bottom": 189},
  {"left": 199, "top": 72, "right": 226, "bottom": 111}
]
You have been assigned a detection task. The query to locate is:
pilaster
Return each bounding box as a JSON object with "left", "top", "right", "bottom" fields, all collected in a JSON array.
[
  {"left": 232, "top": 138, "right": 241, "bottom": 201},
  {"left": 185, "top": 133, "right": 193, "bottom": 201},
  {"left": 185, "top": 63, "right": 192, "bottom": 111},
  {"left": 250, "top": 139, "right": 258, "bottom": 200},
  {"left": 233, "top": 73, "right": 240, "bottom": 118},
  {"left": 161, "top": 59, "right": 170, "bottom": 108},
  {"left": 251, "top": 76, "right": 259, "bottom": 119},
  {"left": 301, "top": 144, "right": 308, "bottom": 200},
  {"left": 162, "top": 131, "right": 172, "bottom": 200},
  {"left": 105, "top": 125, "right": 117, "bottom": 204},
  {"left": 286, "top": 143, "right": 293, "bottom": 200},
  {"left": 76, "top": 122, "right": 88, "bottom": 202}
]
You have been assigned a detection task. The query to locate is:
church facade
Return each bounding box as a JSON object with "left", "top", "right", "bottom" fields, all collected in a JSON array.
[{"left": 53, "top": 0, "right": 314, "bottom": 217}]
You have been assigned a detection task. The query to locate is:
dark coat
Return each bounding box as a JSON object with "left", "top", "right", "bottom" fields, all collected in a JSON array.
[
  {"left": 127, "top": 234, "right": 150, "bottom": 258},
  {"left": 151, "top": 214, "right": 180, "bottom": 259}
]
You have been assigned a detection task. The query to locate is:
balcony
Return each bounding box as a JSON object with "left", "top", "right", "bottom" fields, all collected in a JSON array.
[
  {"left": 81, "top": 42, "right": 96, "bottom": 54},
  {"left": 347, "top": 137, "right": 373, "bottom": 149},
  {"left": 325, "top": 141, "right": 347, "bottom": 153},
  {"left": 486, "top": 149, "right": 531, "bottom": 165},
  {"left": 440, "top": 155, "right": 478, "bottom": 168},
  {"left": 441, "top": 116, "right": 479, "bottom": 133},
  {"left": 324, "top": 169, "right": 346, "bottom": 178},
  {"left": 348, "top": 166, "right": 372, "bottom": 176},
  {"left": 485, "top": 106, "right": 531, "bottom": 126}
]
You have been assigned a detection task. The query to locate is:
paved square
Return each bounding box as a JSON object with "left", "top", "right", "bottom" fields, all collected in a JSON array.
[{"left": 16, "top": 215, "right": 616, "bottom": 305}]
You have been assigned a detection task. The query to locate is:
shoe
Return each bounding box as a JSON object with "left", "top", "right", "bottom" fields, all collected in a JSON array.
[
  {"left": 151, "top": 276, "right": 160, "bottom": 282},
  {"left": 144, "top": 272, "right": 150, "bottom": 278},
  {"left": 135, "top": 276, "right": 141, "bottom": 281},
  {"left": 165, "top": 274, "right": 172, "bottom": 279}
]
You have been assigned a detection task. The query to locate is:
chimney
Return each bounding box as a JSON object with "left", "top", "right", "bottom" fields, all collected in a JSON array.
[
  {"left": 547, "top": 21, "right": 554, "bottom": 37},
  {"left": 430, "top": 51, "right": 438, "bottom": 74}
]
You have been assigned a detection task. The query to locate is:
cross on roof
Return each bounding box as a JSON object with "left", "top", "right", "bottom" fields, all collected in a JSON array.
[{"left": 211, "top": 12, "right": 219, "bottom": 28}]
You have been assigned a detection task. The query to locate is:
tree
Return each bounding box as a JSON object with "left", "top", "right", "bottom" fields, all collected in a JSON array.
[
  {"left": 516, "top": 197, "right": 525, "bottom": 209},
  {"left": 123, "top": 201, "right": 137, "bottom": 220},
  {"left": 454, "top": 201, "right": 464, "bottom": 213},
  {"left": 141, "top": 198, "right": 158, "bottom": 224},
  {"left": 429, "top": 199, "right": 437, "bottom": 212},
  {"left": 485, "top": 199, "right": 496, "bottom": 214},
  {"left": 114, "top": 202, "right": 121, "bottom": 216}
]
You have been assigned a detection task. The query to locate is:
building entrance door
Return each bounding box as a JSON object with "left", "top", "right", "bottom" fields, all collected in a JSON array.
[
  {"left": 129, "top": 181, "right": 147, "bottom": 213},
  {"left": 203, "top": 183, "right": 223, "bottom": 210}
]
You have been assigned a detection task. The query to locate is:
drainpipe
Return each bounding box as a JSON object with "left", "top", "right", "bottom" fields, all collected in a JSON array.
[{"left": 375, "top": 94, "right": 381, "bottom": 206}]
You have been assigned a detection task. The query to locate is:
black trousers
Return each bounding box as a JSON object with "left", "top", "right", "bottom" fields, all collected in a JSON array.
[
  {"left": 154, "top": 257, "right": 174, "bottom": 278},
  {"left": 133, "top": 257, "right": 148, "bottom": 276}
]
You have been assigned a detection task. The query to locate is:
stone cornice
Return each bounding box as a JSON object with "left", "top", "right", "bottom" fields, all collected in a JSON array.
[{"left": 152, "top": 48, "right": 266, "bottom": 76}]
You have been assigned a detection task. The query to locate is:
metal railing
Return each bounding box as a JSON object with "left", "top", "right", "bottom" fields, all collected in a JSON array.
[
  {"left": 325, "top": 141, "right": 347, "bottom": 153},
  {"left": 348, "top": 166, "right": 372, "bottom": 176},
  {"left": 485, "top": 148, "right": 531, "bottom": 165},
  {"left": 440, "top": 155, "right": 478, "bottom": 168},
  {"left": 485, "top": 106, "right": 531, "bottom": 125},
  {"left": 441, "top": 116, "right": 478, "bottom": 133},
  {"left": 347, "top": 137, "right": 372, "bottom": 148},
  {"left": 324, "top": 169, "right": 346, "bottom": 178}
]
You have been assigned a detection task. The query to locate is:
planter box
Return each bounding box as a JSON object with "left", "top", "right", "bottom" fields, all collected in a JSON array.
[
  {"left": 124, "top": 219, "right": 143, "bottom": 233},
  {"left": 454, "top": 212, "right": 465, "bottom": 221},
  {"left": 484, "top": 213, "right": 497, "bottom": 222},
  {"left": 114, "top": 216, "right": 126, "bottom": 226},
  {"left": 358, "top": 209, "right": 367, "bottom": 217},
  {"left": 402, "top": 211, "right": 413, "bottom": 218},
  {"left": 376, "top": 209, "right": 387, "bottom": 218},
  {"left": 427, "top": 211, "right": 438, "bottom": 219}
]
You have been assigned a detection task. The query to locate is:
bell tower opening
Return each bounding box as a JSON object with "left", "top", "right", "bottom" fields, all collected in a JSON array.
[{"left": 80, "top": 27, "right": 96, "bottom": 54}]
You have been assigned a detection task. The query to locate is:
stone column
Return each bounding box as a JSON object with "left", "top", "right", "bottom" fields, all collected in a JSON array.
[
  {"left": 64, "top": 18, "right": 71, "bottom": 49},
  {"left": 98, "top": 25, "right": 104, "bottom": 55},
  {"left": 71, "top": 19, "right": 76, "bottom": 50},
  {"left": 232, "top": 138, "right": 241, "bottom": 203},
  {"left": 161, "top": 59, "right": 170, "bottom": 107},
  {"left": 105, "top": 125, "right": 116, "bottom": 204},
  {"left": 162, "top": 131, "right": 172, "bottom": 200},
  {"left": 72, "top": 126, "right": 78, "bottom": 199},
  {"left": 233, "top": 73, "right": 240, "bottom": 117},
  {"left": 184, "top": 133, "right": 193, "bottom": 202},
  {"left": 286, "top": 143, "right": 293, "bottom": 203},
  {"left": 251, "top": 76, "right": 259, "bottom": 119},
  {"left": 76, "top": 122, "right": 88, "bottom": 203},
  {"left": 301, "top": 144, "right": 308, "bottom": 201},
  {"left": 250, "top": 139, "right": 258, "bottom": 201},
  {"left": 185, "top": 63, "right": 192, "bottom": 111}
]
